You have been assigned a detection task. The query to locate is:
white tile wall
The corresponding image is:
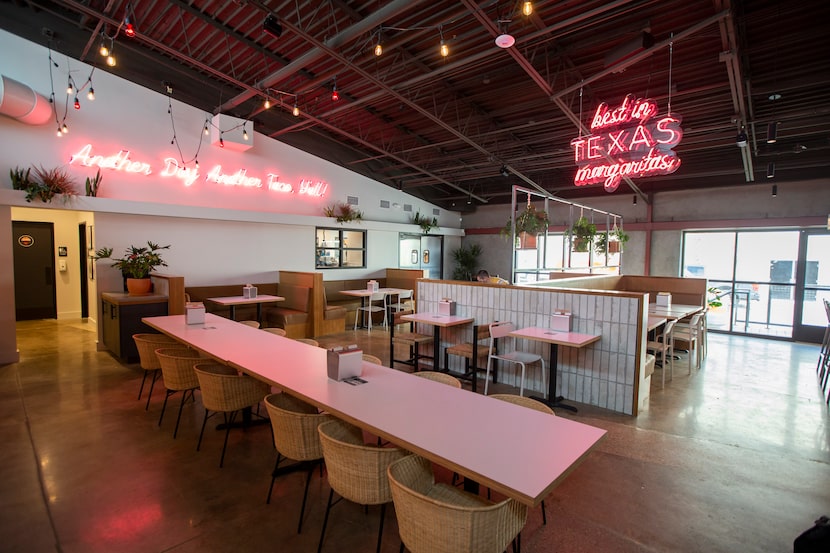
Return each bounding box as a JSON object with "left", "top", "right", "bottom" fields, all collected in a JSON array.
[{"left": 417, "top": 281, "right": 643, "bottom": 414}]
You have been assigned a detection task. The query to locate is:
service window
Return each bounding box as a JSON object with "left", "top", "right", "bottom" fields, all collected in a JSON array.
[{"left": 316, "top": 228, "right": 366, "bottom": 269}]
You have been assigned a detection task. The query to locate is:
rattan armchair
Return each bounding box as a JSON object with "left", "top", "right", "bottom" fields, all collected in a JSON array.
[
  {"left": 388, "top": 454, "right": 527, "bottom": 553},
  {"left": 412, "top": 371, "right": 462, "bottom": 388},
  {"left": 317, "top": 419, "right": 407, "bottom": 553},
  {"left": 263, "top": 393, "right": 333, "bottom": 533},
  {"left": 132, "top": 333, "right": 178, "bottom": 410},
  {"left": 155, "top": 347, "right": 203, "bottom": 438},
  {"left": 194, "top": 363, "right": 270, "bottom": 467}
]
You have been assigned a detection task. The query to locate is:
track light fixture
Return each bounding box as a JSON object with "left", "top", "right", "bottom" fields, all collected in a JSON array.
[
  {"left": 500, "top": 165, "right": 510, "bottom": 177},
  {"left": 736, "top": 129, "right": 747, "bottom": 147},
  {"left": 633, "top": 195, "right": 637, "bottom": 205},
  {"left": 263, "top": 14, "right": 283, "bottom": 39},
  {"left": 766, "top": 161, "right": 775, "bottom": 179},
  {"left": 772, "top": 184, "right": 778, "bottom": 197},
  {"left": 767, "top": 122, "right": 778, "bottom": 144}
]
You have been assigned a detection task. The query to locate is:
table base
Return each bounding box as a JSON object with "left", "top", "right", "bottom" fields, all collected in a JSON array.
[{"left": 529, "top": 394, "right": 578, "bottom": 413}]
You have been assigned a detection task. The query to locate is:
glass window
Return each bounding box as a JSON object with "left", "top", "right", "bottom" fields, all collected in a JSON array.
[
  {"left": 316, "top": 228, "right": 366, "bottom": 269},
  {"left": 682, "top": 232, "right": 736, "bottom": 280}
]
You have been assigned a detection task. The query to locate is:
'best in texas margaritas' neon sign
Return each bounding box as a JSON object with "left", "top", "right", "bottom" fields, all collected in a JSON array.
[
  {"left": 69, "top": 143, "right": 328, "bottom": 198},
  {"left": 569, "top": 94, "right": 683, "bottom": 192}
]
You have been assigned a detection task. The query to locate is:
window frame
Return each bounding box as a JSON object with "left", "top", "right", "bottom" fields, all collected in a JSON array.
[{"left": 315, "top": 227, "right": 367, "bottom": 269}]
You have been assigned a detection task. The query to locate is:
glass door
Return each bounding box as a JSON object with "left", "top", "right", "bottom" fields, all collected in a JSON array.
[{"left": 793, "top": 230, "right": 830, "bottom": 343}]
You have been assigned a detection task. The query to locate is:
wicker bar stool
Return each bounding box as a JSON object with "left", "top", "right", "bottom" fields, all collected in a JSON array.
[
  {"left": 388, "top": 454, "right": 527, "bottom": 553},
  {"left": 194, "top": 363, "right": 270, "bottom": 467},
  {"left": 132, "top": 333, "right": 178, "bottom": 410},
  {"left": 317, "top": 419, "right": 407, "bottom": 553},
  {"left": 362, "top": 354, "right": 383, "bottom": 365},
  {"left": 155, "top": 347, "right": 204, "bottom": 438},
  {"left": 412, "top": 371, "right": 462, "bottom": 388},
  {"left": 263, "top": 393, "right": 333, "bottom": 533}
]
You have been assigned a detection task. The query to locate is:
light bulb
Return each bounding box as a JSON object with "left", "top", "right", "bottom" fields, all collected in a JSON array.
[
  {"left": 440, "top": 40, "right": 449, "bottom": 57},
  {"left": 292, "top": 103, "right": 300, "bottom": 117},
  {"left": 106, "top": 54, "right": 116, "bottom": 67},
  {"left": 74, "top": 97, "right": 80, "bottom": 110},
  {"left": 66, "top": 82, "right": 73, "bottom": 94},
  {"left": 332, "top": 88, "right": 339, "bottom": 101},
  {"left": 243, "top": 127, "right": 249, "bottom": 141},
  {"left": 99, "top": 43, "right": 109, "bottom": 57},
  {"left": 264, "top": 97, "right": 271, "bottom": 109},
  {"left": 203, "top": 124, "right": 210, "bottom": 136},
  {"left": 87, "top": 87, "right": 95, "bottom": 100},
  {"left": 61, "top": 123, "right": 68, "bottom": 134},
  {"left": 219, "top": 136, "right": 224, "bottom": 148},
  {"left": 56, "top": 126, "right": 63, "bottom": 137},
  {"left": 374, "top": 43, "right": 382, "bottom": 56},
  {"left": 124, "top": 20, "right": 136, "bottom": 38},
  {"left": 195, "top": 158, "right": 199, "bottom": 169},
  {"left": 522, "top": 1, "right": 533, "bottom": 16}
]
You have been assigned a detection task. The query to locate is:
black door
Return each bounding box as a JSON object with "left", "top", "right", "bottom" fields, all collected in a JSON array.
[
  {"left": 12, "top": 221, "right": 57, "bottom": 320},
  {"left": 79, "top": 223, "right": 89, "bottom": 318}
]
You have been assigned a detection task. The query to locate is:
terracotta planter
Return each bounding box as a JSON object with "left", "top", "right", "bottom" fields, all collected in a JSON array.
[
  {"left": 126, "top": 278, "right": 153, "bottom": 295},
  {"left": 572, "top": 238, "right": 590, "bottom": 252},
  {"left": 517, "top": 232, "right": 537, "bottom": 249},
  {"left": 608, "top": 241, "right": 621, "bottom": 253}
]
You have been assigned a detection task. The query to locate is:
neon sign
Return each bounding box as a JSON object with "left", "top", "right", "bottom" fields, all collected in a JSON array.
[
  {"left": 68, "top": 144, "right": 328, "bottom": 198},
  {"left": 570, "top": 94, "right": 683, "bottom": 192}
]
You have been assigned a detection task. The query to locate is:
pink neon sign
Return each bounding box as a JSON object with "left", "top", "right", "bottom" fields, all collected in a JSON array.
[
  {"left": 570, "top": 94, "right": 683, "bottom": 192},
  {"left": 68, "top": 144, "right": 328, "bottom": 198}
]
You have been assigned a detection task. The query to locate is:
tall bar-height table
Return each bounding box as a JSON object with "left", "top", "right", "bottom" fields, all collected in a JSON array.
[{"left": 508, "top": 327, "right": 601, "bottom": 413}]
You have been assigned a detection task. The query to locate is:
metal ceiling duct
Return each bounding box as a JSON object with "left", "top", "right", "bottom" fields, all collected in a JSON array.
[{"left": 0, "top": 74, "right": 52, "bottom": 125}]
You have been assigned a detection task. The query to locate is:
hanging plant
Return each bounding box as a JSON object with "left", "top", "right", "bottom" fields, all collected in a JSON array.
[
  {"left": 500, "top": 203, "right": 549, "bottom": 240},
  {"left": 594, "top": 227, "right": 629, "bottom": 254},
  {"left": 412, "top": 211, "right": 439, "bottom": 234},
  {"left": 324, "top": 202, "right": 363, "bottom": 224},
  {"left": 566, "top": 216, "right": 597, "bottom": 252}
]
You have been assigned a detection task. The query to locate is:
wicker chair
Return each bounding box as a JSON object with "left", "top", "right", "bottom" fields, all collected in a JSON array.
[
  {"left": 387, "top": 454, "right": 527, "bottom": 553},
  {"left": 264, "top": 393, "right": 333, "bottom": 533},
  {"left": 263, "top": 327, "right": 287, "bottom": 336},
  {"left": 194, "top": 363, "right": 270, "bottom": 467},
  {"left": 238, "top": 320, "right": 261, "bottom": 328},
  {"left": 489, "top": 393, "right": 553, "bottom": 526},
  {"left": 317, "top": 419, "right": 407, "bottom": 553},
  {"left": 132, "top": 333, "right": 178, "bottom": 410},
  {"left": 362, "top": 353, "right": 383, "bottom": 366},
  {"left": 412, "top": 371, "right": 462, "bottom": 388},
  {"left": 155, "top": 347, "right": 203, "bottom": 438},
  {"left": 388, "top": 306, "right": 434, "bottom": 371},
  {"left": 294, "top": 338, "right": 320, "bottom": 347}
]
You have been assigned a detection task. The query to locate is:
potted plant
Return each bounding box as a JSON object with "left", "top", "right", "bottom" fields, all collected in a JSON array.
[
  {"left": 412, "top": 211, "right": 439, "bottom": 234},
  {"left": 451, "top": 243, "right": 482, "bottom": 281},
  {"left": 567, "top": 216, "right": 597, "bottom": 252},
  {"left": 500, "top": 204, "right": 549, "bottom": 249},
  {"left": 85, "top": 169, "right": 102, "bottom": 197},
  {"left": 324, "top": 202, "right": 363, "bottom": 224},
  {"left": 594, "top": 227, "right": 630, "bottom": 254},
  {"left": 94, "top": 241, "right": 170, "bottom": 295},
  {"left": 12, "top": 165, "right": 77, "bottom": 203}
]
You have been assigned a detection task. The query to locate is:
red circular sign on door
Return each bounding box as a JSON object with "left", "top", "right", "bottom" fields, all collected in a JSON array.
[{"left": 18, "top": 234, "right": 34, "bottom": 247}]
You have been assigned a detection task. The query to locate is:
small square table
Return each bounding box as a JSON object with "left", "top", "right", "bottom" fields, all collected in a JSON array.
[
  {"left": 400, "top": 312, "right": 474, "bottom": 372},
  {"left": 508, "top": 327, "right": 601, "bottom": 413},
  {"left": 206, "top": 294, "right": 284, "bottom": 324},
  {"left": 341, "top": 288, "right": 411, "bottom": 328}
]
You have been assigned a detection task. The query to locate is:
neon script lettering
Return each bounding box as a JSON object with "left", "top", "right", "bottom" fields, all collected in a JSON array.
[
  {"left": 69, "top": 144, "right": 152, "bottom": 175},
  {"left": 570, "top": 95, "right": 683, "bottom": 192}
]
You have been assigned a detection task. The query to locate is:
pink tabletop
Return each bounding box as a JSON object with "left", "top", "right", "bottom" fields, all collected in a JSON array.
[
  {"left": 206, "top": 294, "right": 284, "bottom": 306},
  {"left": 340, "top": 288, "right": 410, "bottom": 298},
  {"left": 509, "top": 327, "right": 601, "bottom": 348},
  {"left": 143, "top": 314, "right": 607, "bottom": 507},
  {"left": 647, "top": 303, "right": 702, "bottom": 320},
  {"left": 400, "top": 312, "right": 474, "bottom": 327}
]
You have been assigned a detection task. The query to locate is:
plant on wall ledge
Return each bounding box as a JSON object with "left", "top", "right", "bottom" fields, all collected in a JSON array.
[
  {"left": 18, "top": 165, "right": 78, "bottom": 203},
  {"left": 85, "top": 169, "right": 102, "bottom": 197},
  {"left": 324, "top": 202, "right": 363, "bottom": 224},
  {"left": 10, "top": 166, "right": 33, "bottom": 191},
  {"left": 412, "top": 211, "right": 439, "bottom": 234},
  {"left": 595, "top": 226, "right": 630, "bottom": 254},
  {"left": 566, "top": 216, "right": 597, "bottom": 252}
]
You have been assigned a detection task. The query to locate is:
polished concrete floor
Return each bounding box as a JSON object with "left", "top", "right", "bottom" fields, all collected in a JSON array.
[{"left": 1, "top": 319, "right": 828, "bottom": 553}]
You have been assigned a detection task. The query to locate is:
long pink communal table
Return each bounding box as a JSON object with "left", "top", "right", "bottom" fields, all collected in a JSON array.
[{"left": 143, "top": 313, "right": 606, "bottom": 507}]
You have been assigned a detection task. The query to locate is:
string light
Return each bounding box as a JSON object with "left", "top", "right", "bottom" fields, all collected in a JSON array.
[
  {"left": 331, "top": 76, "right": 339, "bottom": 101},
  {"left": 263, "top": 97, "right": 271, "bottom": 109},
  {"left": 74, "top": 97, "right": 80, "bottom": 110},
  {"left": 124, "top": 18, "right": 136, "bottom": 38},
  {"left": 203, "top": 121, "right": 210, "bottom": 136},
  {"left": 374, "top": 41, "right": 383, "bottom": 57},
  {"left": 61, "top": 123, "right": 68, "bottom": 134},
  {"left": 293, "top": 101, "right": 300, "bottom": 117},
  {"left": 242, "top": 123, "right": 249, "bottom": 141},
  {"left": 106, "top": 53, "right": 116, "bottom": 67},
  {"left": 56, "top": 126, "right": 63, "bottom": 137},
  {"left": 66, "top": 80, "right": 73, "bottom": 94},
  {"left": 439, "top": 26, "right": 449, "bottom": 57},
  {"left": 522, "top": 2, "right": 533, "bottom": 16},
  {"left": 99, "top": 41, "right": 109, "bottom": 57},
  {"left": 87, "top": 87, "right": 95, "bottom": 100}
]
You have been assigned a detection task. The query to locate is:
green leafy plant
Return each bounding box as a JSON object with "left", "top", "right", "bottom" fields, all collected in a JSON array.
[
  {"left": 412, "top": 211, "right": 439, "bottom": 234},
  {"left": 19, "top": 165, "right": 77, "bottom": 203},
  {"left": 707, "top": 286, "right": 724, "bottom": 309},
  {"left": 324, "top": 202, "right": 363, "bottom": 224},
  {"left": 10, "top": 166, "right": 32, "bottom": 190},
  {"left": 85, "top": 169, "right": 102, "bottom": 197},
  {"left": 451, "top": 243, "right": 482, "bottom": 281},
  {"left": 594, "top": 227, "right": 630, "bottom": 254},
  {"left": 500, "top": 204, "right": 549, "bottom": 239},
  {"left": 566, "top": 216, "right": 597, "bottom": 252},
  {"left": 93, "top": 241, "right": 170, "bottom": 278}
]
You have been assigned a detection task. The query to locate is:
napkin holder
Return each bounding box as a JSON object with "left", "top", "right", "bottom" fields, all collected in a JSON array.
[
  {"left": 656, "top": 292, "right": 672, "bottom": 308},
  {"left": 367, "top": 280, "right": 379, "bottom": 292},
  {"left": 186, "top": 302, "right": 206, "bottom": 325},
  {"left": 327, "top": 345, "right": 363, "bottom": 381},
  {"left": 438, "top": 299, "right": 456, "bottom": 316},
  {"left": 243, "top": 285, "right": 258, "bottom": 299},
  {"left": 550, "top": 311, "right": 572, "bottom": 332}
]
